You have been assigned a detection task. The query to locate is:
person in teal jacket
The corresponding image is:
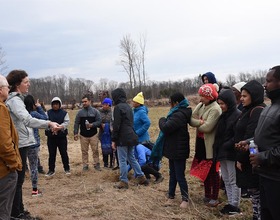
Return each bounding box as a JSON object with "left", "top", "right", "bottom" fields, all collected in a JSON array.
[{"left": 132, "top": 92, "right": 151, "bottom": 143}]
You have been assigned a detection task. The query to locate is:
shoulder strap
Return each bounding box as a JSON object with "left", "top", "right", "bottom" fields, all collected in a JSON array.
[{"left": 250, "top": 106, "right": 264, "bottom": 117}]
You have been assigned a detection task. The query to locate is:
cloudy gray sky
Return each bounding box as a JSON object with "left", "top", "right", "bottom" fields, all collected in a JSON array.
[{"left": 0, "top": 0, "right": 279, "bottom": 84}]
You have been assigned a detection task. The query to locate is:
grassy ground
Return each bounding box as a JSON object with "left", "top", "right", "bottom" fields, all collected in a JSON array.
[{"left": 23, "top": 100, "right": 253, "bottom": 220}]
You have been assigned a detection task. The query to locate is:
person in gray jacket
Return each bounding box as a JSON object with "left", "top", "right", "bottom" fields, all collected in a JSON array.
[{"left": 6, "top": 70, "right": 59, "bottom": 220}]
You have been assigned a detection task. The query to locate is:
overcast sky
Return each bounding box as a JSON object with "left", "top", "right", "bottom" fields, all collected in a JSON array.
[{"left": 0, "top": 0, "right": 279, "bottom": 84}]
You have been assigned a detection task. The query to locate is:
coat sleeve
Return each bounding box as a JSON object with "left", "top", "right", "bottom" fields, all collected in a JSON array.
[
  {"left": 111, "top": 106, "right": 121, "bottom": 142},
  {"left": 135, "top": 110, "right": 151, "bottom": 137},
  {"left": 198, "top": 108, "right": 221, "bottom": 133},
  {"left": 159, "top": 111, "right": 186, "bottom": 135}
]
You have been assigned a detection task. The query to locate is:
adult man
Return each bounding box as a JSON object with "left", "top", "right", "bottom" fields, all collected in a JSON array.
[
  {"left": 246, "top": 66, "right": 280, "bottom": 220},
  {"left": 0, "top": 75, "right": 22, "bottom": 220},
  {"left": 74, "top": 95, "right": 102, "bottom": 171}
]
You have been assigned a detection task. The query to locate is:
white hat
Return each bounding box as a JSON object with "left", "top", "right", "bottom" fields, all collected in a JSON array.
[{"left": 232, "top": 82, "right": 246, "bottom": 93}]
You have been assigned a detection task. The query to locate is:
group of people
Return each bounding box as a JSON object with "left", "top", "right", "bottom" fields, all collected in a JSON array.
[
  {"left": 1, "top": 66, "right": 280, "bottom": 220},
  {"left": 188, "top": 69, "right": 280, "bottom": 220}
]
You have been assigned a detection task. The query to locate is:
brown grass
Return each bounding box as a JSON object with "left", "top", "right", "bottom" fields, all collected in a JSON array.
[{"left": 23, "top": 95, "right": 253, "bottom": 220}]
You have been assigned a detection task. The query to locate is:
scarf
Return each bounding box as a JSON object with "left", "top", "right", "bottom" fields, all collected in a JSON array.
[{"left": 150, "top": 98, "right": 189, "bottom": 162}]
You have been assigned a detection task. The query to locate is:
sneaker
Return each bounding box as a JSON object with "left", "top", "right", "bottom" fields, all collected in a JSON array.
[
  {"left": 228, "top": 205, "right": 241, "bottom": 216},
  {"left": 180, "top": 201, "right": 189, "bottom": 209},
  {"left": 154, "top": 175, "right": 164, "bottom": 184},
  {"left": 45, "top": 171, "right": 55, "bottom": 177},
  {"left": 65, "top": 170, "right": 71, "bottom": 176},
  {"left": 114, "top": 181, "right": 128, "bottom": 189},
  {"left": 83, "top": 165, "right": 89, "bottom": 171},
  {"left": 32, "top": 190, "right": 42, "bottom": 197},
  {"left": 206, "top": 199, "right": 220, "bottom": 207},
  {"left": 203, "top": 197, "right": 211, "bottom": 204},
  {"left": 220, "top": 204, "right": 231, "bottom": 214}
]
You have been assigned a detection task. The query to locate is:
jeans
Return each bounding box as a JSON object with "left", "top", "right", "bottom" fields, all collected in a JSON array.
[
  {"left": 220, "top": 160, "right": 241, "bottom": 207},
  {"left": 11, "top": 147, "right": 28, "bottom": 218},
  {"left": 0, "top": 172, "right": 17, "bottom": 220},
  {"left": 168, "top": 159, "right": 189, "bottom": 202},
  {"left": 117, "top": 146, "right": 144, "bottom": 183}
]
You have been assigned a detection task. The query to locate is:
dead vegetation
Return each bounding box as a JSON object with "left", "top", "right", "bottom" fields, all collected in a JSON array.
[{"left": 23, "top": 95, "right": 253, "bottom": 220}]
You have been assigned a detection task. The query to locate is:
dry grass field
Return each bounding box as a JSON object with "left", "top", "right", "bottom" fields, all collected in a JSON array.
[{"left": 22, "top": 96, "right": 253, "bottom": 220}]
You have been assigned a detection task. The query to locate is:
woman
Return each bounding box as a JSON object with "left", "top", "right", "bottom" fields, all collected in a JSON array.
[
  {"left": 213, "top": 89, "right": 241, "bottom": 215},
  {"left": 24, "top": 95, "right": 48, "bottom": 196},
  {"left": 234, "top": 80, "right": 266, "bottom": 220},
  {"left": 132, "top": 92, "right": 151, "bottom": 143},
  {"left": 158, "top": 92, "right": 192, "bottom": 209},
  {"left": 6, "top": 70, "right": 58, "bottom": 219},
  {"left": 190, "top": 83, "right": 222, "bottom": 207}
]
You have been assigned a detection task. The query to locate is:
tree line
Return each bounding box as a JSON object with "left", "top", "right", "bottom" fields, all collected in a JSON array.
[{"left": 27, "top": 70, "right": 267, "bottom": 106}]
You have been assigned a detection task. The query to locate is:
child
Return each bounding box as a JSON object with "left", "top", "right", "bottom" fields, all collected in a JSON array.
[
  {"left": 98, "top": 98, "right": 113, "bottom": 168},
  {"left": 24, "top": 95, "right": 48, "bottom": 196},
  {"left": 45, "top": 97, "right": 70, "bottom": 177}
]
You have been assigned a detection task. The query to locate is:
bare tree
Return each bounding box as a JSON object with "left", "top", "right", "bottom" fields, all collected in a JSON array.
[
  {"left": 225, "top": 74, "right": 236, "bottom": 86},
  {"left": 0, "top": 45, "right": 8, "bottom": 74},
  {"left": 120, "top": 35, "right": 137, "bottom": 93}
]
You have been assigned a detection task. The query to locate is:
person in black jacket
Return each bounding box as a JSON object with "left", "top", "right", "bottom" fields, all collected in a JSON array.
[
  {"left": 234, "top": 80, "right": 266, "bottom": 220},
  {"left": 240, "top": 66, "right": 280, "bottom": 220},
  {"left": 45, "top": 97, "right": 71, "bottom": 177},
  {"left": 111, "top": 88, "right": 148, "bottom": 189},
  {"left": 213, "top": 89, "right": 241, "bottom": 215},
  {"left": 160, "top": 92, "right": 192, "bottom": 209}
]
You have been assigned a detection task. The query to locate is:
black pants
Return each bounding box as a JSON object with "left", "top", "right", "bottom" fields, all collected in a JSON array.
[
  {"left": 11, "top": 147, "right": 28, "bottom": 218},
  {"left": 103, "top": 153, "right": 113, "bottom": 167},
  {"left": 47, "top": 137, "right": 70, "bottom": 172},
  {"left": 260, "top": 176, "right": 280, "bottom": 220},
  {"left": 141, "top": 164, "right": 161, "bottom": 179}
]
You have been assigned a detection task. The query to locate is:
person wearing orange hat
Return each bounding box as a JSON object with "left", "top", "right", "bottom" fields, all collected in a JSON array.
[{"left": 190, "top": 83, "right": 222, "bottom": 207}]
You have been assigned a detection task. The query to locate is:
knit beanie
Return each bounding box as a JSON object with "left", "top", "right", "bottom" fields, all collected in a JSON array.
[
  {"left": 232, "top": 82, "right": 246, "bottom": 93},
  {"left": 198, "top": 83, "right": 218, "bottom": 100},
  {"left": 102, "top": 98, "right": 112, "bottom": 106},
  {"left": 133, "top": 92, "right": 144, "bottom": 104}
]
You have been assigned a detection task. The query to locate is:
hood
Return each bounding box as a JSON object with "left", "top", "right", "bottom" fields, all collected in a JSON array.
[
  {"left": 6, "top": 92, "right": 24, "bottom": 102},
  {"left": 111, "top": 88, "right": 127, "bottom": 105},
  {"left": 241, "top": 80, "right": 264, "bottom": 106},
  {"left": 218, "top": 89, "right": 237, "bottom": 112},
  {"left": 134, "top": 105, "right": 148, "bottom": 114},
  {"left": 51, "top": 96, "right": 62, "bottom": 107},
  {"left": 201, "top": 72, "right": 217, "bottom": 84}
]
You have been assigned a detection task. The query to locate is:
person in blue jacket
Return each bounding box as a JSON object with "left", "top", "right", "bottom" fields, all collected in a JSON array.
[
  {"left": 132, "top": 92, "right": 151, "bottom": 143},
  {"left": 128, "top": 144, "right": 164, "bottom": 184}
]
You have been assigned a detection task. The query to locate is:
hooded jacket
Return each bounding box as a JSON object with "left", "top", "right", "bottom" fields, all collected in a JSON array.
[
  {"left": 201, "top": 72, "right": 217, "bottom": 84},
  {"left": 234, "top": 80, "right": 266, "bottom": 188},
  {"left": 213, "top": 89, "right": 241, "bottom": 161},
  {"left": 111, "top": 88, "right": 138, "bottom": 147},
  {"left": 254, "top": 88, "right": 280, "bottom": 181},
  {"left": 5, "top": 92, "right": 50, "bottom": 148},
  {"left": 46, "top": 97, "right": 70, "bottom": 138},
  {"left": 133, "top": 105, "right": 151, "bottom": 142}
]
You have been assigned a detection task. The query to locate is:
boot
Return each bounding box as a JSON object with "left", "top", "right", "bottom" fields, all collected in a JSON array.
[
  {"left": 94, "top": 163, "right": 101, "bottom": 171},
  {"left": 136, "top": 175, "right": 149, "bottom": 186},
  {"left": 114, "top": 181, "right": 129, "bottom": 189}
]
